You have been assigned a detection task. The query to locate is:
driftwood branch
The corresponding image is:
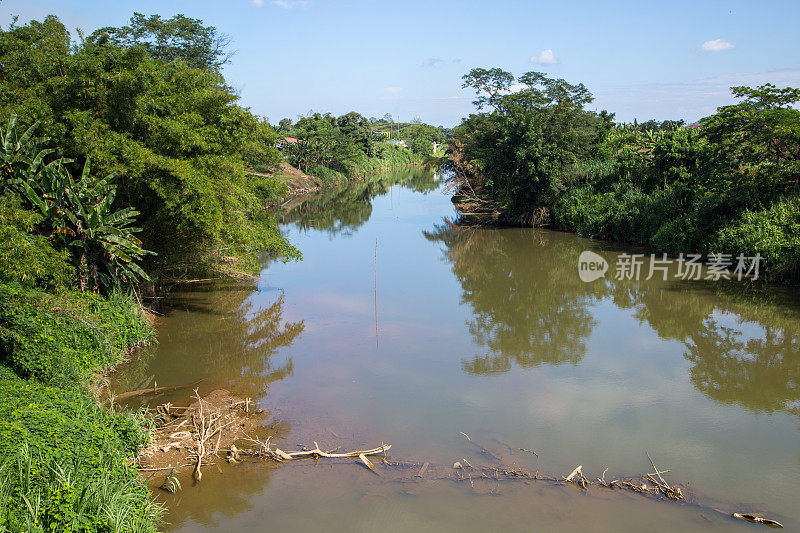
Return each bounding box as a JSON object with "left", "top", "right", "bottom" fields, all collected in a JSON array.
[
  {"left": 733, "top": 513, "right": 784, "bottom": 528},
  {"left": 112, "top": 379, "right": 203, "bottom": 402}
]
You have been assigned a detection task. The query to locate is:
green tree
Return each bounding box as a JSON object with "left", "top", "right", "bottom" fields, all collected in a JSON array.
[
  {"left": 701, "top": 83, "right": 800, "bottom": 190},
  {"left": 455, "top": 68, "right": 601, "bottom": 213},
  {"left": 0, "top": 15, "right": 297, "bottom": 282},
  {"left": 337, "top": 111, "right": 374, "bottom": 156},
  {"left": 97, "top": 12, "right": 234, "bottom": 71}
]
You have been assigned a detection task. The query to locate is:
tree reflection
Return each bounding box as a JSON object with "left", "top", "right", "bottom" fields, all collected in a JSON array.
[
  {"left": 111, "top": 285, "right": 304, "bottom": 528},
  {"left": 427, "top": 221, "right": 800, "bottom": 418},
  {"left": 424, "top": 222, "right": 604, "bottom": 373},
  {"left": 624, "top": 281, "right": 800, "bottom": 415},
  {"left": 403, "top": 167, "right": 441, "bottom": 194},
  {"left": 683, "top": 318, "right": 800, "bottom": 413},
  {"left": 113, "top": 285, "right": 304, "bottom": 400},
  {"left": 278, "top": 167, "right": 438, "bottom": 237}
]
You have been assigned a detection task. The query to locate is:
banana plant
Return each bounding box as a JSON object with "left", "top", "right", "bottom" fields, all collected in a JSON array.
[
  {"left": 60, "top": 160, "right": 153, "bottom": 292},
  {"left": 1, "top": 112, "right": 54, "bottom": 190},
  {"left": 2, "top": 113, "right": 153, "bottom": 292}
]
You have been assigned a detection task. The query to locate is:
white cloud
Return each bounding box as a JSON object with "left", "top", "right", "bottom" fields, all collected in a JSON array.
[
  {"left": 382, "top": 87, "right": 403, "bottom": 94},
  {"left": 530, "top": 49, "right": 558, "bottom": 65},
  {"left": 701, "top": 38, "right": 734, "bottom": 52},
  {"left": 270, "top": 0, "right": 309, "bottom": 8},
  {"left": 421, "top": 57, "right": 444, "bottom": 68},
  {"left": 251, "top": 0, "right": 264, "bottom": 6}
]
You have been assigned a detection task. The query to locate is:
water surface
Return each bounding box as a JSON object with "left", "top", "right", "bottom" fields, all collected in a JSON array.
[{"left": 113, "top": 167, "right": 800, "bottom": 532}]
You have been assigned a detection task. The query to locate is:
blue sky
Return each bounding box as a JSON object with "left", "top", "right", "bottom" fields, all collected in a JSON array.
[{"left": 3, "top": 0, "right": 799, "bottom": 127}]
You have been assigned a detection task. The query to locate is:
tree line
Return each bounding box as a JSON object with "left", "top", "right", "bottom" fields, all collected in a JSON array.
[
  {"left": 450, "top": 67, "right": 800, "bottom": 282},
  {"left": 275, "top": 112, "right": 448, "bottom": 184}
]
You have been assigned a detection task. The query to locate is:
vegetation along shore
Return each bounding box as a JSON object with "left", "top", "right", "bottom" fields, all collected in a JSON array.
[
  {"left": 447, "top": 68, "right": 800, "bottom": 283},
  {"left": 0, "top": 6, "right": 798, "bottom": 533}
]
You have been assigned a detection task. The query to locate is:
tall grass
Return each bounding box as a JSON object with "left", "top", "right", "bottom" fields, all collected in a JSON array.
[
  {"left": 0, "top": 288, "right": 160, "bottom": 532},
  {"left": 0, "top": 444, "right": 162, "bottom": 533}
]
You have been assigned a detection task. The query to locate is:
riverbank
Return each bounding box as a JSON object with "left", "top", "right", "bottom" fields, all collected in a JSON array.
[
  {"left": 260, "top": 158, "right": 431, "bottom": 205},
  {"left": 0, "top": 285, "right": 162, "bottom": 531},
  {"left": 447, "top": 157, "right": 800, "bottom": 285}
]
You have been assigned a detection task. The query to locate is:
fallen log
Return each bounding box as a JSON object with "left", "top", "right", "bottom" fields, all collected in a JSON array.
[
  {"left": 733, "top": 513, "right": 784, "bottom": 528},
  {"left": 112, "top": 379, "right": 203, "bottom": 402}
]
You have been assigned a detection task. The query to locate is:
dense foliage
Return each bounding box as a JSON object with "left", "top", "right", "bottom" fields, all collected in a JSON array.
[
  {"left": 0, "top": 11, "right": 303, "bottom": 532},
  {"left": 451, "top": 69, "right": 800, "bottom": 283},
  {"left": 0, "top": 284, "right": 153, "bottom": 387},
  {"left": 281, "top": 111, "right": 428, "bottom": 184},
  {"left": 0, "top": 284, "right": 158, "bottom": 532},
  {"left": 0, "top": 14, "right": 297, "bottom": 284},
  {"left": 2, "top": 115, "right": 152, "bottom": 292},
  {"left": 0, "top": 367, "right": 159, "bottom": 532}
]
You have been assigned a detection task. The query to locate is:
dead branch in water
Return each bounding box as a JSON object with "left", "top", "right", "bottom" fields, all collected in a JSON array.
[
  {"left": 136, "top": 393, "right": 783, "bottom": 529},
  {"left": 645, "top": 450, "right": 683, "bottom": 501},
  {"left": 112, "top": 379, "right": 204, "bottom": 402},
  {"left": 733, "top": 513, "right": 784, "bottom": 528},
  {"left": 459, "top": 431, "right": 502, "bottom": 464},
  {"left": 188, "top": 389, "right": 238, "bottom": 480},
  {"left": 239, "top": 435, "right": 391, "bottom": 465}
]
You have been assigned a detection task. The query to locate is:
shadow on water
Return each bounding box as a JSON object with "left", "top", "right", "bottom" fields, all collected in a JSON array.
[{"left": 425, "top": 220, "right": 800, "bottom": 418}]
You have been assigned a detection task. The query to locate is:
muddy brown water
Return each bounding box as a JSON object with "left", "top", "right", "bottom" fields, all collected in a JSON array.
[{"left": 111, "top": 167, "right": 800, "bottom": 532}]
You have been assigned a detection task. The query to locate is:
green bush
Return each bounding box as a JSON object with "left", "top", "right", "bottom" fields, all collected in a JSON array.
[
  {"left": 553, "top": 182, "right": 649, "bottom": 243},
  {"left": 0, "top": 194, "right": 73, "bottom": 290},
  {"left": 0, "top": 285, "right": 152, "bottom": 387},
  {"left": 307, "top": 163, "right": 348, "bottom": 185},
  {"left": 0, "top": 367, "right": 159, "bottom": 532},
  {"left": 713, "top": 197, "right": 800, "bottom": 282},
  {"left": 302, "top": 143, "right": 422, "bottom": 185},
  {"left": 646, "top": 128, "right": 711, "bottom": 192}
]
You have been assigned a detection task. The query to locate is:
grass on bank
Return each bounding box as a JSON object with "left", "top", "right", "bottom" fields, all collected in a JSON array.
[
  {"left": 0, "top": 287, "right": 160, "bottom": 532},
  {"left": 304, "top": 143, "right": 426, "bottom": 186}
]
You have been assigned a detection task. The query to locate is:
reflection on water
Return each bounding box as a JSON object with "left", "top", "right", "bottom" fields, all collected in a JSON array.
[
  {"left": 113, "top": 286, "right": 300, "bottom": 529},
  {"left": 685, "top": 316, "right": 800, "bottom": 413},
  {"left": 115, "top": 167, "right": 800, "bottom": 532},
  {"left": 278, "top": 166, "right": 438, "bottom": 237},
  {"left": 424, "top": 223, "right": 597, "bottom": 373},
  {"left": 113, "top": 286, "right": 303, "bottom": 401},
  {"left": 426, "top": 221, "right": 800, "bottom": 418}
]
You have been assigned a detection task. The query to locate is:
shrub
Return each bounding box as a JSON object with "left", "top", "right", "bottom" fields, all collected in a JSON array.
[
  {"left": 307, "top": 163, "right": 347, "bottom": 185},
  {"left": 0, "top": 194, "right": 73, "bottom": 290},
  {"left": 646, "top": 129, "right": 711, "bottom": 192},
  {"left": 0, "top": 367, "right": 159, "bottom": 532},
  {"left": 0, "top": 285, "right": 152, "bottom": 387},
  {"left": 553, "top": 182, "right": 649, "bottom": 242},
  {"left": 713, "top": 197, "right": 800, "bottom": 282}
]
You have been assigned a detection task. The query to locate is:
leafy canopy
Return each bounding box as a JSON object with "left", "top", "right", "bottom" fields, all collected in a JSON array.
[
  {"left": 0, "top": 15, "right": 297, "bottom": 282},
  {"left": 95, "top": 12, "right": 234, "bottom": 72}
]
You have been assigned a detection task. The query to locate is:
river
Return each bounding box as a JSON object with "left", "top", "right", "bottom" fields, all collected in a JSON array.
[{"left": 112, "top": 166, "right": 800, "bottom": 532}]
